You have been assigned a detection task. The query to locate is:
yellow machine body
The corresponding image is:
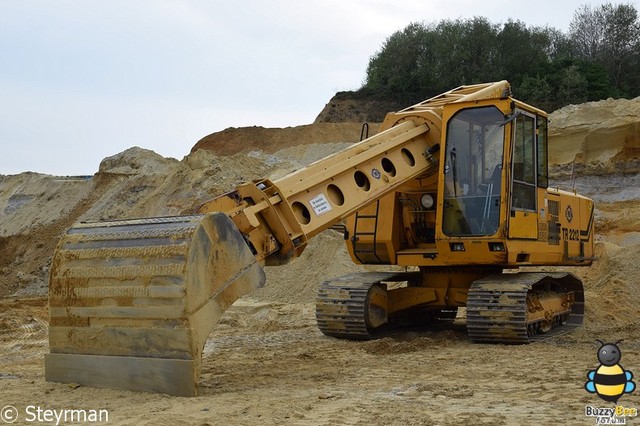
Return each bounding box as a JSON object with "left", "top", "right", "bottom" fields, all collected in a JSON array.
[
  {"left": 45, "top": 82, "right": 593, "bottom": 396},
  {"left": 345, "top": 96, "right": 594, "bottom": 270}
]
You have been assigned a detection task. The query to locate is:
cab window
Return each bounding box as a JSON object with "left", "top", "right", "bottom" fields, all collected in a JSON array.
[
  {"left": 537, "top": 116, "right": 549, "bottom": 188},
  {"left": 511, "top": 113, "right": 536, "bottom": 211},
  {"left": 442, "top": 106, "right": 505, "bottom": 236}
]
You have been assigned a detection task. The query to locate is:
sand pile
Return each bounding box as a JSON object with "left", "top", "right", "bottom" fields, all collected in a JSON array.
[
  {"left": 258, "top": 231, "right": 364, "bottom": 304},
  {"left": 0, "top": 142, "right": 353, "bottom": 297},
  {"left": 192, "top": 122, "right": 374, "bottom": 156},
  {"left": 566, "top": 235, "right": 640, "bottom": 341}
]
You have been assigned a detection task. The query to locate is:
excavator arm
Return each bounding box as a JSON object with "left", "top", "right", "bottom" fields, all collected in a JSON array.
[
  {"left": 198, "top": 120, "right": 434, "bottom": 265},
  {"left": 45, "top": 82, "right": 512, "bottom": 396}
]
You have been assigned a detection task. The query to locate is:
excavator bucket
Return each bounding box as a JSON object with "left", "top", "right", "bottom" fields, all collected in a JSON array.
[{"left": 44, "top": 213, "right": 265, "bottom": 396}]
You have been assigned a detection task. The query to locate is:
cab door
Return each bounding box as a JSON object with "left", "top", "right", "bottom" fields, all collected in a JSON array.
[{"left": 508, "top": 111, "right": 538, "bottom": 239}]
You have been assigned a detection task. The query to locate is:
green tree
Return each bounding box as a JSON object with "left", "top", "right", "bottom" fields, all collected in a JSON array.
[
  {"left": 365, "top": 22, "right": 435, "bottom": 103},
  {"left": 569, "top": 3, "right": 640, "bottom": 92},
  {"left": 515, "top": 75, "right": 553, "bottom": 110},
  {"left": 432, "top": 18, "right": 499, "bottom": 91},
  {"left": 558, "top": 65, "right": 589, "bottom": 105},
  {"left": 360, "top": 5, "right": 636, "bottom": 113},
  {"left": 570, "top": 4, "right": 606, "bottom": 59},
  {"left": 544, "top": 28, "right": 575, "bottom": 60},
  {"left": 496, "top": 21, "right": 553, "bottom": 86}
]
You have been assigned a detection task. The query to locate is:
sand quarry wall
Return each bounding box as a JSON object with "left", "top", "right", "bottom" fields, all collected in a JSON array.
[
  {"left": 0, "top": 98, "right": 639, "bottom": 336},
  {"left": 549, "top": 96, "right": 640, "bottom": 176}
]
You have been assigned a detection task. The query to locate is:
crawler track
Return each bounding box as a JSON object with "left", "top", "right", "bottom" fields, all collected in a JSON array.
[
  {"left": 466, "top": 272, "right": 584, "bottom": 344},
  {"left": 316, "top": 272, "right": 405, "bottom": 339}
]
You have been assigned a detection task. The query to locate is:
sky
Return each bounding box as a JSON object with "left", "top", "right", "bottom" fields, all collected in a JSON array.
[{"left": 0, "top": 0, "right": 624, "bottom": 176}]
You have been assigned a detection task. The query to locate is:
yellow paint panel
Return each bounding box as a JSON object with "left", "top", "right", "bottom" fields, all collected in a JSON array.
[{"left": 508, "top": 210, "right": 538, "bottom": 239}]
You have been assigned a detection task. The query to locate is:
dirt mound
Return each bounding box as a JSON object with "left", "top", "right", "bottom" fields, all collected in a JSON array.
[
  {"left": 568, "top": 236, "right": 640, "bottom": 340},
  {"left": 0, "top": 173, "right": 92, "bottom": 237},
  {"left": 257, "top": 231, "right": 365, "bottom": 304},
  {"left": 0, "top": 173, "right": 97, "bottom": 297},
  {"left": 192, "top": 122, "right": 375, "bottom": 156},
  {"left": 98, "top": 146, "right": 181, "bottom": 176},
  {"left": 0, "top": 141, "right": 354, "bottom": 297},
  {"left": 549, "top": 97, "right": 640, "bottom": 175},
  {"left": 314, "top": 91, "right": 402, "bottom": 123}
]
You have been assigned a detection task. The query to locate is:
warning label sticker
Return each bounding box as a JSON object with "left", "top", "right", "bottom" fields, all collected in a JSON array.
[{"left": 309, "top": 193, "right": 332, "bottom": 216}]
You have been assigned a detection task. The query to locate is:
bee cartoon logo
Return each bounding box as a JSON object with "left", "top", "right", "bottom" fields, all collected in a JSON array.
[{"left": 585, "top": 340, "right": 636, "bottom": 402}]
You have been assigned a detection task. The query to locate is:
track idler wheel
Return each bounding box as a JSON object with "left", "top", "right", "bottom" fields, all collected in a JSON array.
[{"left": 365, "top": 284, "right": 388, "bottom": 330}]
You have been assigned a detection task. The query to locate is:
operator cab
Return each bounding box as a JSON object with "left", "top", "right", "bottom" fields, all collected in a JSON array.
[{"left": 439, "top": 99, "right": 550, "bottom": 243}]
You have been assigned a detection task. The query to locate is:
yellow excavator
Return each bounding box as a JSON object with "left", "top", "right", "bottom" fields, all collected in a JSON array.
[{"left": 45, "top": 81, "right": 594, "bottom": 396}]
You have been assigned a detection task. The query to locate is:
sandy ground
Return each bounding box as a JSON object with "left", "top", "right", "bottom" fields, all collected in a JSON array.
[
  {"left": 2, "top": 222, "right": 640, "bottom": 426},
  {"left": 1, "top": 291, "right": 639, "bottom": 426},
  {"left": 1, "top": 98, "right": 640, "bottom": 425}
]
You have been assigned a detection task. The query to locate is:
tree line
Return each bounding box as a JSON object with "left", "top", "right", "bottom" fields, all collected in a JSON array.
[{"left": 360, "top": 3, "right": 639, "bottom": 112}]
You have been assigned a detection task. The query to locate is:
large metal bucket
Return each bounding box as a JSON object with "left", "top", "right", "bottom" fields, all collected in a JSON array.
[{"left": 45, "top": 213, "right": 265, "bottom": 396}]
